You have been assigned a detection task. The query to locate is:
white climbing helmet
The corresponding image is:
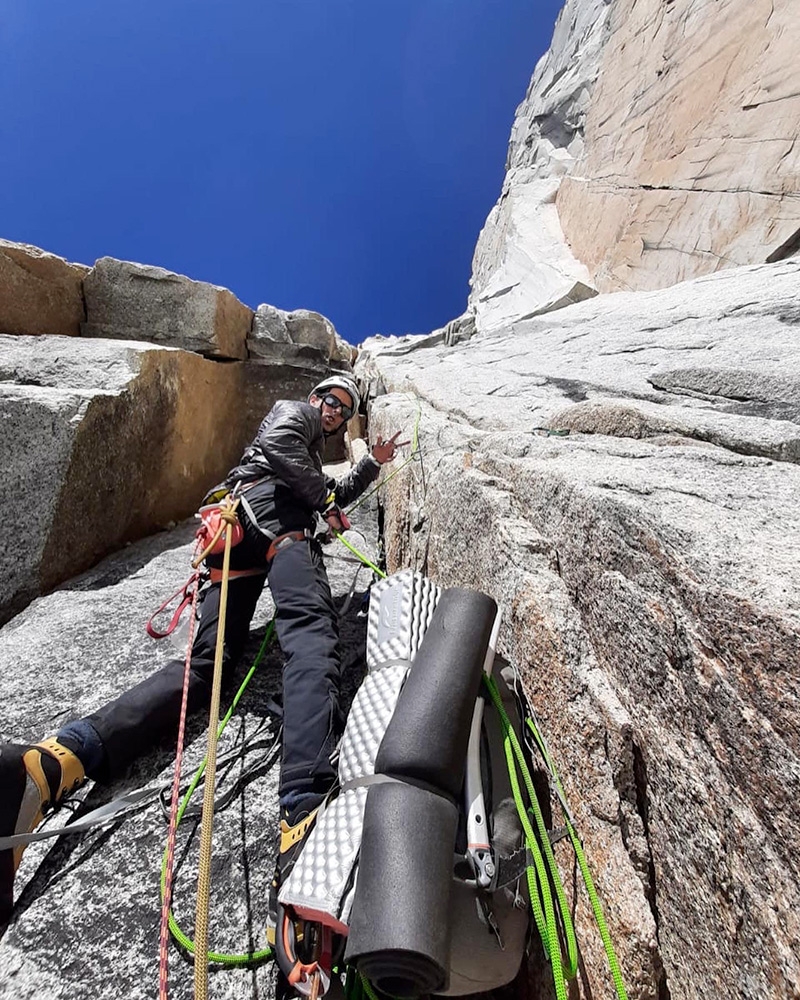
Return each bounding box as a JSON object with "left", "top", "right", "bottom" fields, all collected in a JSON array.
[{"left": 309, "top": 374, "right": 361, "bottom": 415}]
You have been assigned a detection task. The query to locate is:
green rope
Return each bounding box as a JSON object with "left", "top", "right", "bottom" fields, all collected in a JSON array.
[
  {"left": 359, "top": 974, "right": 381, "bottom": 1000},
  {"left": 484, "top": 676, "right": 579, "bottom": 999},
  {"left": 525, "top": 717, "right": 629, "bottom": 1000},
  {"left": 345, "top": 453, "right": 414, "bottom": 516},
  {"left": 334, "top": 531, "right": 386, "bottom": 579},
  {"left": 160, "top": 622, "right": 277, "bottom": 965}
]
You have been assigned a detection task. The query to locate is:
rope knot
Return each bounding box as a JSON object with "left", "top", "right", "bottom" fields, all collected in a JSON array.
[{"left": 219, "top": 505, "right": 239, "bottom": 525}]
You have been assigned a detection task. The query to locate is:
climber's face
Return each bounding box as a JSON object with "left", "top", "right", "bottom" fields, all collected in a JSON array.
[{"left": 312, "top": 387, "right": 354, "bottom": 433}]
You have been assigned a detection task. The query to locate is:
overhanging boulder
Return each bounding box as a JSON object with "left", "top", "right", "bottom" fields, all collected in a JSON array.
[{"left": 250, "top": 303, "right": 355, "bottom": 366}]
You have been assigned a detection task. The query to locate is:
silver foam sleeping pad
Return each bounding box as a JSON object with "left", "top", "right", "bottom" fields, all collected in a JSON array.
[
  {"left": 280, "top": 569, "right": 530, "bottom": 995},
  {"left": 279, "top": 569, "right": 441, "bottom": 930}
]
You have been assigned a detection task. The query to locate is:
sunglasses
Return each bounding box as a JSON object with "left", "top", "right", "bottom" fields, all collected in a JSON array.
[{"left": 322, "top": 393, "right": 354, "bottom": 420}]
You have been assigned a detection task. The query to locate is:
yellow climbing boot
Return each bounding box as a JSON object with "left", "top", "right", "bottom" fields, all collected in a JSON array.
[
  {"left": 0, "top": 739, "right": 85, "bottom": 922},
  {"left": 266, "top": 805, "right": 320, "bottom": 948}
]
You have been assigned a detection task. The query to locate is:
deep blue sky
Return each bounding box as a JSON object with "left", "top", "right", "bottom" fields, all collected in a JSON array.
[{"left": 1, "top": 1, "right": 562, "bottom": 344}]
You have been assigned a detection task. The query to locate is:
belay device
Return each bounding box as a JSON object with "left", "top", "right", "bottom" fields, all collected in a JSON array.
[{"left": 277, "top": 569, "right": 533, "bottom": 997}]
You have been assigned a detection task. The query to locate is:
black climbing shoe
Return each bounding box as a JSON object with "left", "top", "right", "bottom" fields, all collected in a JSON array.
[
  {"left": 0, "top": 740, "right": 85, "bottom": 923},
  {"left": 266, "top": 804, "right": 321, "bottom": 948}
]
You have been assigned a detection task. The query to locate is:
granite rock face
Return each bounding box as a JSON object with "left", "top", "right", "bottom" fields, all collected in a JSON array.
[
  {"left": 358, "top": 260, "right": 800, "bottom": 1000},
  {"left": 467, "top": 0, "right": 611, "bottom": 332},
  {"left": 558, "top": 0, "right": 800, "bottom": 292},
  {"left": 0, "top": 333, "right": 329, "bottom": 624},
  {"left": 0, "top": 240, "right": 88, "bottom": 337},
  {"left": 82, "top": 257, "right": 253, "bottom": 360}
]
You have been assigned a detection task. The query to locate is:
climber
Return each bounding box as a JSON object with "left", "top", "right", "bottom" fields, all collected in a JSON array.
[{"left": 0, "top": 372, "right": 408, "bottom": 927}]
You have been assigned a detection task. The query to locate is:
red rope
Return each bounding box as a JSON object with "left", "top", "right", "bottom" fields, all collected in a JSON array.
[{"left": 158, "top": 541, "right": 202, "bottom": 1000}]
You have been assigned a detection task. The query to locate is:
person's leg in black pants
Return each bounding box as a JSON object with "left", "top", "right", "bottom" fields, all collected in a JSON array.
[
  {"left": 267, "top": 538, "right": 341, "bottom": 813},
  {"left": 61, "top": 573, "right": 267, "bottom": 781}
]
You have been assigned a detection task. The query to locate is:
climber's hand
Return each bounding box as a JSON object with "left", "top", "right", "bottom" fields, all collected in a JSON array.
[{"left": 372, "top": 431, "right": 410, "bottom": 465}]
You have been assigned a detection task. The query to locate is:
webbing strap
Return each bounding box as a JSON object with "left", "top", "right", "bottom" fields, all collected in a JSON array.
[
  {"left": 0, "top": 786, "right": 158, "bottom": 850},
  {"left": 208, "top": 566, "right": 267, "bottom": 584},
  {"left": 146, "top": 572, "right": 199, "bottom": 639},
  {"left": 338, "top": 773, "right": 406, "bottom": 794},
  {"left": 238, "top": 493, "right": 277, "bottom": 542},
  {"left": 266, "top": 530, "right": 311, "bottom": 564}
]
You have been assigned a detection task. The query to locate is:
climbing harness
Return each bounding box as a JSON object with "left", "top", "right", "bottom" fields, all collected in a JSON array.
[{"left": 266, "top": 530, "right": 312, "bottom": 565}]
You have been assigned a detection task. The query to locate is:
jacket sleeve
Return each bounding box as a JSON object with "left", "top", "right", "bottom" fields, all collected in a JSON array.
[
  {"left": 256, "top": 403, "right": 330, "bottom": 510},
  {"left": 331, "top": 454, "right": 381, "bottom": 508}
]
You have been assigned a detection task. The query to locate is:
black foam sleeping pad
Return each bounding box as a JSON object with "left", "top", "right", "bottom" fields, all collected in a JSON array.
[
  {"left": 374, "top": 587, "right": 498, "bottom": 798},
  {"left": 344, "top": 779, "right": 459, "bottom": 997}
]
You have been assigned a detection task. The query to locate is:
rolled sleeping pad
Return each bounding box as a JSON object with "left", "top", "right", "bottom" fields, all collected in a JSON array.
[
  {"left": 345, "top": 779, "right": 459, "bottom": 997},
  {"left": 374, "top": 587, "right": 498, "bottom": 798}
]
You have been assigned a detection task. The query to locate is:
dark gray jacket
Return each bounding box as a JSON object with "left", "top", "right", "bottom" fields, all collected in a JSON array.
[{"left": 225, "top": 399, "right": 380, "bottom": 512}]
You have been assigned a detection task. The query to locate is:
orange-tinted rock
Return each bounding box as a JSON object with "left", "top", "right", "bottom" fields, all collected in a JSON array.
[
  {"left": 0, "top": 239, "right": 88, "bottom": 337},
  {"left": 557, "top": 0, "right": 800, "bottom": 291}
]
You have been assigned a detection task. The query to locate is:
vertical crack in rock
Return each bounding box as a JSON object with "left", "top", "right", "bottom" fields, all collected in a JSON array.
[
  {"left": 612, "top": 728, "right": 673, "bottom": 1000},
  {"left": 632, "top": 743, "right": 672, "bottom": 1000}
]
